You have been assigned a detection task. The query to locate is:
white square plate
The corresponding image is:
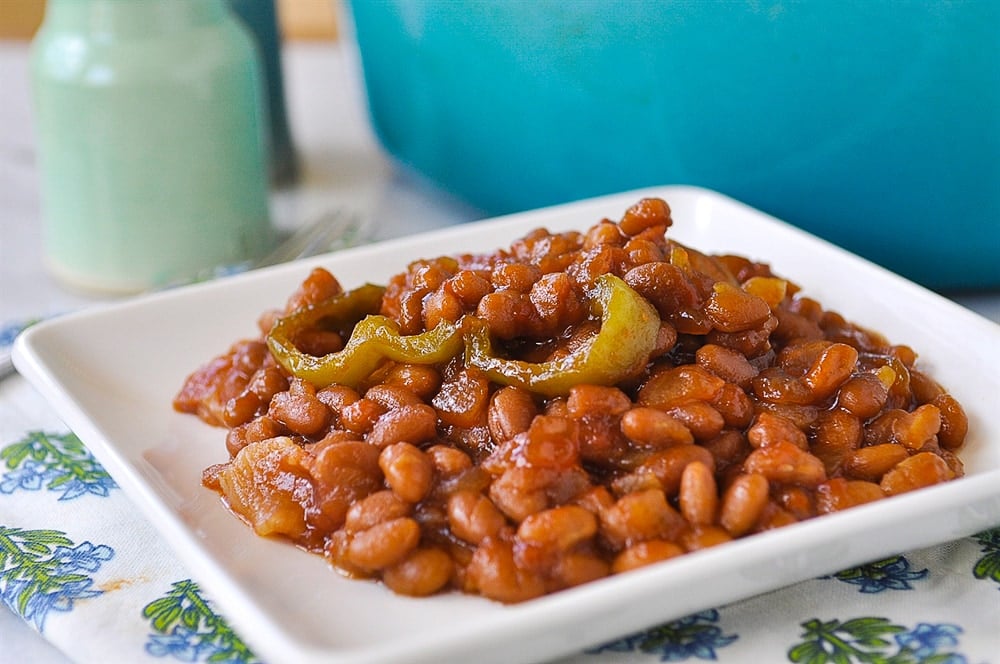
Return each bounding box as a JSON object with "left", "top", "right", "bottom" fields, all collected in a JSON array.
[{"left": 14, "top": 186, "right": 1000, "bottom": 664}]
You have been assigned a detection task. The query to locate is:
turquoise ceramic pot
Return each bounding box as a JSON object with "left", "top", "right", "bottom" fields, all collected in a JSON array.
[{"left": 348, "top": 1, "right": 999, "bottom": 290}]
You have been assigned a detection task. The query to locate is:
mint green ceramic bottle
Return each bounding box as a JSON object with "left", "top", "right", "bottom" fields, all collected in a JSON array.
[{"left": 31, "top": 0, "right": 273, "bottom": 292}]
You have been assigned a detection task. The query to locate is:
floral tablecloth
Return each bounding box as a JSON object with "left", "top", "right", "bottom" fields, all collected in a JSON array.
[{"left": 2, "top": 317, "right": 999, "bottom": 664}]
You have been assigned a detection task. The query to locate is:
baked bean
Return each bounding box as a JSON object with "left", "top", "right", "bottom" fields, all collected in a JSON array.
[
  {"left": 639, "top": 365, "right": 725, "bottom": 408},
  {"left": 573, "top": 485, "right": 616, "bottom": 515},
  {"left": 467, "top": 538, "right": 546, "bottom": 603},
  {"left": 773, "top": 307, "right": 825, "bottom": 344},
  {"left": 530, "top": 272, "right": 586, "bottom": 331},
  {"left": 753, "top": 502, "right": 799, "bottom": 531},
  {"left": 752, "top": 369, "right": 814, "bottom": 406},
  {"left": 701, "top": 430, "right": 750, "bottom": 471},
  {"left": 775, "top": 486, "right": 815, "bottom": 521},
  {"left": 755, "top": 402, "right": 821, "bottom": 430},
  {"left": 487, "top": 386, "right": 538, "bottom": 443},
  {"left": 382, "top": 547, "right": 454, "bottom": 597},
  {"left": 568, "top": 384, "right": 632, "bottom": 418},
  {"left": 624, "top": 262, "right": 700, "bottom": 319},
  {"left": 620, "top": 197, "right": 672, "bottom": 235},
  {"left": 892, "top": 404, "right": 942, "bottom": 451},
  {"left": 710, "top": 383, "right": 755, "bottom": 429},
  {"left": 243, "top": 366, "right": 288, "bottom": 414},
  {"left": 932, "top": 394, "right": 968, "bottom": 451},
  {"left": 366, "top": 404, "right": 438, "bottom": 449},
  {"left": 816, "top": 478, "right": 884, "bottom": 513},
  {"left": 665, "top": 401, "right": 726, "bottom": 442},
  {"left": 180, "top": 197, "right": 968, "bottom": 603},
  {"left": 842, "top": 443, "right": 909, "bottom": 482},
  {"left": 268, "top": 378, "right": 330, "bottom": 436},
  {"left": 518, "top": 505, "right": 597, "bottom": 552},
  {"left": 747, "top": 411, "right": 808, "bottom": 450},
  {"left": 681, "top": 525, "right": 733, "bottom": 552},
  {"left": 630, "top": 445, "right": 716, "bottom": 497},
  {"left": 380, "top": 364, "right": 442, "bottom": 400},
  {"left": 803, "top": 343, "right": 859, "bottom": 399},
  {"left": 706, "top": 282, "right": 772, "bottom": 333},
  {"left": 316, "top": 384, "right": 360, "bottom": 413},
  {"left": 744, "top": 440, "right": 827, "bottom": 488},
  {"left": 426, "top": 445, "right": 473, "bottom": 476},
  {"left": 284, "top": 266, "right": 343, "bottom": 312},
  {"left": 380, "top": 442, "right": 434, "bottom": 503},
  {"left": 226, "top": 415, "right": 283, "bottom": 457},
  {"left": 679, "top": 461, "right": 718, "bottom": 526},
  {"left": 435, "top": 465, "right": 493, "bottom": 499},
  {"left": 491, "top": 261, "right": 541, "bottom": 292},
  {"left": 620, "top": 407, "right": 693, "bottom": 447},
  {"left": 347, "top": 517, "right": 421, "bottom": 571},
  {"left": 553, "top": 552, "right": 611, "bottom": 588},
  {"left": 292, "top": 328, "right": 344, "bottom": 357},
  {"left": 651, "top": 322, "right": 679, "bottom": 359},
  {"left": 476, "top": 291, "right": 541, "bottom": 339},
  {"left": 307, "top": 440, "right": 383, "bottom": 529},
  {"left": 612, "top": 540, "right": 684, "bottom": 574},
  {"left": 719, "top": 473, "right": 769, "bottom": 536},
  {"left": 624, "top": 236, "right": 665, "bottom": 266},
  {"left": 432, "top": 368, "right": 491, "bottom": 429},
  {"left": 364, "top": 385, "right": 424, "bottom": 411},
  {"left": 601, "top": 488, "right": 686, "bottom": 549},
  {"left": 447, "top": 490, "right": 508, "bottom": 544},
  {"left": 410, "top": 260, "right": 455, "bottom": 293},
  {"left": 810, "top": 408, "right": 862, "bottom": 475},
  {"left": 445, "top": 269, "right": 492, "bottom": 307},
  {"left": 423, "top": 288, "right": 464, "bottom": 328},
  {"left": 909, "top": 368, "right": 945, "bottom": 404},
  {"left": 339, "top": 398, "right": 386, "bottom": 434},
  {"left": 584, "top": 220, "right": 626, "bottom": 249},
  {"left": 512, "top": 415, "right": 581, "bottom": 469},
  {"left": 706, "top": 314, "right": 778, "bottom": 358},
  {"left": 836, "top": 373, "right": 889, "bottom": 419},
  {"left": 489, "top": 467, "right": 553, "bottom": 522},
  {"left": 880, "top": 452, "right": 954, "bottom": 496},
  {"left": 223, "top": 391, "right": 261, "bottom": 429},
  {"left": 344, "top": 490, "right": 411, "bottom": 533}
]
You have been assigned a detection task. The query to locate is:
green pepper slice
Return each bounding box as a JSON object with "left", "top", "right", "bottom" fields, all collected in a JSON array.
[
  {"left": 463, "top": 273, "right": 660, "bottom": 397},
  {"left": 267, "top": 283, "right": 463, "bottom": 388}
]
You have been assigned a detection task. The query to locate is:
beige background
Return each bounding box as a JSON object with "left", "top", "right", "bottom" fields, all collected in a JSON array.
[{"left": 0, "top": 0, "right": 338, "bottom": 40}]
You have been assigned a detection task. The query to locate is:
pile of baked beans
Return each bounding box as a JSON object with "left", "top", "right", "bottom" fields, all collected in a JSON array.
[{"left": 174, "top": 198, "right": 967, "bottom": 603}]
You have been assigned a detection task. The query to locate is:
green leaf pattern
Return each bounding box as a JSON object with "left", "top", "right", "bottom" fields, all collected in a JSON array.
[
  {"left": 0, "top": 526, "right": 112, "bottom": 631},
  {"left": 142, "top": 579, "right": 260, "bottom": 663},
  {"left": 1, "top": 431, "right": 117, "bottom": 500}
]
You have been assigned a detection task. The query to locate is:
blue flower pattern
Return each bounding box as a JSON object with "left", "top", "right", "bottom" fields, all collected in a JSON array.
[
  {"left": 895, "top": 623, "right": 964, "bottom": 660},
  {"left": 0, "top": 459, "right": 56, "bottom": 493},
  {"left": 0, "top": 431, "right": 117, "bottom": 500},
  {"left": 823, "top": 555, "right": 929, "bottom": 593},
  {"left": 142, "top": 579, "right": 260, "bottom": 663},
  {"left": 0, "top": 528, "right": 113, "bottom": 631},
  {"left": 589, "top": 609, "right": 737, "bottom": 661},
  {"left": 789, "top": 616, "right": 968, "bottom": 663},
  {"left": 0, "top": 425, "right": 996, "bottom": 659}
]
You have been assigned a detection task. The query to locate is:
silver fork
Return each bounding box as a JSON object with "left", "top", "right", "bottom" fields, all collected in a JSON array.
[
  {"left": 254, "top": 208, "right": 364, "bottom": 269},
  {"left": 0, "top": 209, "right": 366, "bottom": 381}
]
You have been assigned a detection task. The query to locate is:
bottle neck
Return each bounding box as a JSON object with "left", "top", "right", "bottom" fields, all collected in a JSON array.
[{"left": 41, "top": 0, "right": 230, "bottom": 39}]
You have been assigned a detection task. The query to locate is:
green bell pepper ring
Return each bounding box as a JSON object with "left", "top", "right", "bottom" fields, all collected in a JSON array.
[
  {"left": 463, "top": 273, "right": 660, "bottom": 397},
  {"left": 267, "top": 283, "right": 463, "bottom": 389}
]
